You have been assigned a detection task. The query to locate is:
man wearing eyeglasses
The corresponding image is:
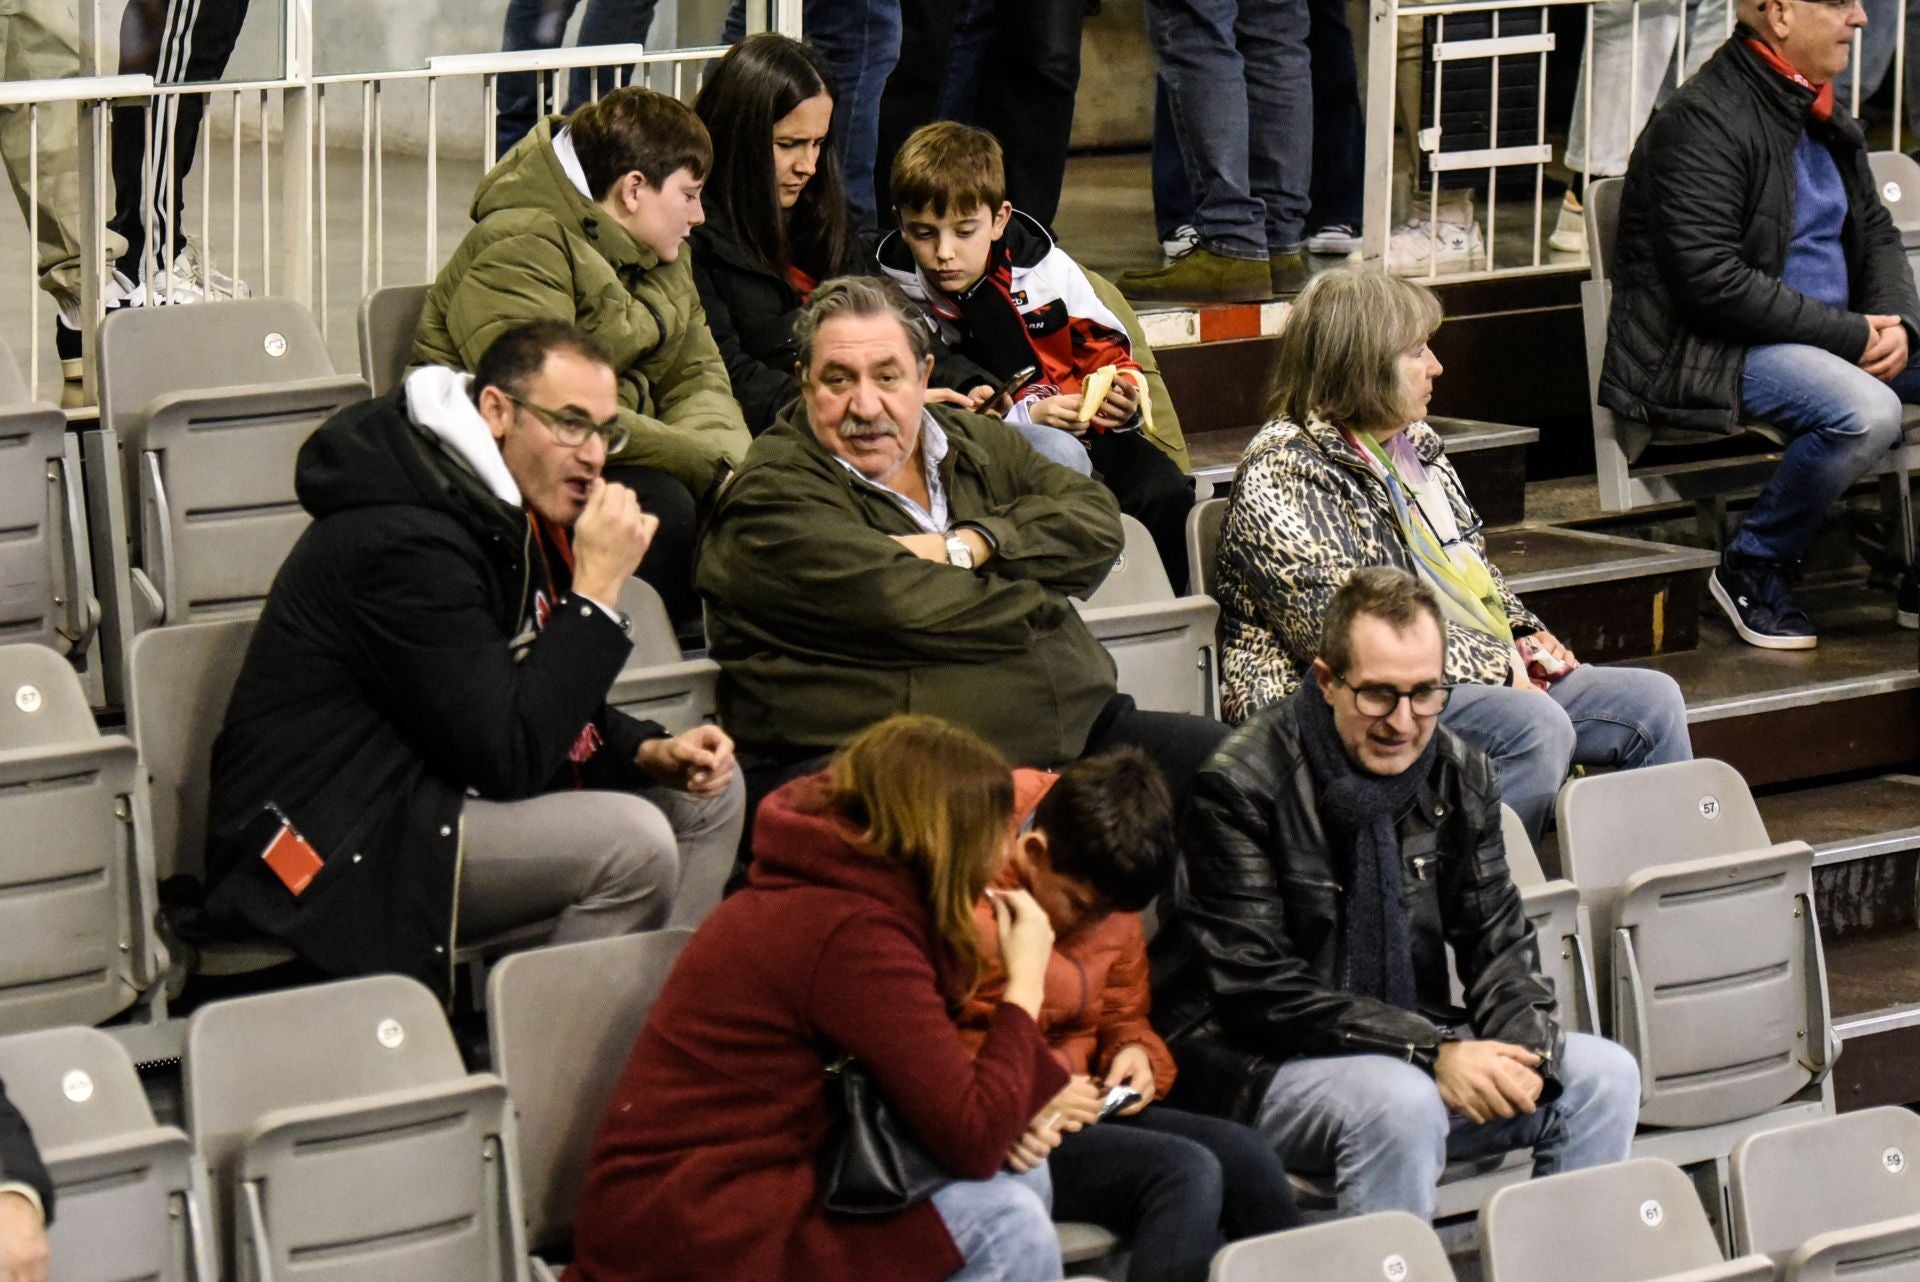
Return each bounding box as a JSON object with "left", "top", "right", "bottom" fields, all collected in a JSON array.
[
  {"left": 1153, "top": 567, "right": 1641, "bottom": 1220},
  {"left": 1602, "top": 0, "right": 1920, "bottom": 649},
  {"left": 203, "top": 320, "right": 745, "bottom": 995}
]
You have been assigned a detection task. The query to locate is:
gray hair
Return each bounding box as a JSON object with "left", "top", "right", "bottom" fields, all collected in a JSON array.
[
  {"left": 1266, "top": 267, "right": 1444, "bottom": 433},
  {"left": 1320, "top": 566, "right": 1445, "bottom": 675},
  {"left": 793, "top": 275, "right": 935, "bottom": 374}
]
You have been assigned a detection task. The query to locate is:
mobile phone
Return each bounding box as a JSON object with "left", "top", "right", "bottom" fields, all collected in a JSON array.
[
  {"left": 986, "top": 364, "right": 1039, "bottom": 412},
  {"left": 1098, "top": 1084, "right": 1142, "bottom": 1119}
]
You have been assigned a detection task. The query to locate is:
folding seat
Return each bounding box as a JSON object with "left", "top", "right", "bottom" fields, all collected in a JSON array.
[
  {"left": 1502, "top": 804, "right": 1601, "bottom": 1037},
  {"left": 0, "top": 643, "right": 165, "bottom": 1033},
  {"left": 356, "top": 283, "right": 431, "bottom": 396},
  {"left": 0, "top": 343, "right": 104, "bottom": 702},
  {"left": 1556, "top": 759, "right": 1835, "bottom": 1130},
  {"left": 1208, "top": 1212, "right": 1455, "bottom": 1282},
  {"left": 486, "top": 930, "right": 693, "bottom": 1279},
  {"left": 0, "top": 1025, "right": 213, "bottom": 1280},
  {"left": 1077, "top": 514, "right": 1221, "bottom": 717},
  {"left": 606, "top": 578, "right": 718, "bottom": 732},
  {"left": 97, "top": 298, "right": 367, "bottom": 631},
  {"left": 1185, "top": 496, "right": 1228, "bottom": 600},
  {"left": 1729, "top": 1105, "right": 1920, "bottom": 1280},
  {"left": 184, "top": 973, "right": 529, "bottom": 1281},
  {"left": 1482, "top": 1158, "right": 1773, "bottom": 1282}
]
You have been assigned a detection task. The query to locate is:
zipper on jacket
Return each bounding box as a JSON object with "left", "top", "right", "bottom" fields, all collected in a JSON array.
[
  {"left": 1411, "top": 855, "right": 1436, "bottom": 881},
  {"left": 1340, "top": 1026, "right": 1439, "bottom": 1063}
]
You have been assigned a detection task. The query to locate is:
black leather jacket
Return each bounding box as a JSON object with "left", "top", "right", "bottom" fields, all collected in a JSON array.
[{"left": 1152, "top": 695, "right": 1562, "bottom": 1123}]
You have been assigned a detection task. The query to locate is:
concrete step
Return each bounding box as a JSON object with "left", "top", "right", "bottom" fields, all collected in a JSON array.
[
  {"left": 1492, "top": 526, "right": 1718, "bottom": 663},
  {"left": 1632, "top": 579, "right": 1920, "bottom": 786},
  {"left": 1823, "top": 929, "right": 1920, "bottom": 1111}
]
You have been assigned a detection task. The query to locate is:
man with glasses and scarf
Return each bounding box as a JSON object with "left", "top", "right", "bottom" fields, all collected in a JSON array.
[
  {"left": 204, "top": 321, "right": 744, "bottom": 994},
  {"left": 1152, "top": 568, "right": 1641, "bottom": 1220},
  {"left": 1603, "top": 0, "right": 1920, "bottom": 648}
]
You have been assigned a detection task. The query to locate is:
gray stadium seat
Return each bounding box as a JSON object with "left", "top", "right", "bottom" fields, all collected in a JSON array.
[
  {"left": 0, "top": 643, "right": 165, "bottom": 1032},
  {"left": 1584, "top": 175, "right": 1919, "bottom": 552},
  {"left": 1557, "top": 761, "right": 1834, "bottom": 1129},
  {"left": 1869, "top": 151, "right": 1920, "bottom": 256},
  {"left": 357, "top": 283, "right": 431, "bottom": 396},
  {"left": 1077, "top": 514, "right": 1221, "bottom": 717},
  {"left": 1187, "top": 496, "right": 1227, "bottom": 600},
  {"left": 1482, "top": 1158, "right": 1774, "bottom": 1282},
  {"left": 0, "top": 1025, "right": 213, "bottom": 1281},
  {"left": 486, "top": 930, "right": 692, "bottom": 1268},
  {"left": 1776, "top": 1214, "right": 1920, "bottom": 1282},
  {"left": 606, "top": 578, "right": 719, "bottom": 733},
  {"left": 1503, "top": 805, "right": 1601, "bottom": 1036},
  {"left": 185, "top": 974, "right": 529, "bottom": 1282},
  {"left": 1208, "top": 1211, "right": 1455, "bottom": 1281},
  {"left": 94, "top": 298, "right": 367, "bottom": 641},
  {"left": 0, "top": 350, "right": 103, "bottom": 699},
  {"left": 1729, "top": 1105, "right": 1920, "bottom": 1273}
]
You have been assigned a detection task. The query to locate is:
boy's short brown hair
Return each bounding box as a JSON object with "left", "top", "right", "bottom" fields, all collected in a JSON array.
[
  {"left": 568, "top": 86, "right": 712, "bottom": 199},
  {"left": 889, "top": 121, "right": 1006, "bottom": 218}
]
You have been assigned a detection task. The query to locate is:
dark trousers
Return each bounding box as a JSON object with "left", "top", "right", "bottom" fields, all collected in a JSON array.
[
  {"left": 1306, "top": 0, "right": 1364, "bottom": 231},
  {"left": 876, "top": 0, "right": 1085, "bottom": 228},
  {"left": 602, "top": 463, "right": 698, "bottom": 631},
  {"left": 110, "top": 0, "right": 251, "bottom": 279},
  {"left": 1081, "top": 694, "right": 1229, "bottom": 810},
  {"left": 1051, "top": 1106, "right": 1303, "bottom": 1282},
  {"left": 495, "top": 0, "right": 662, "bottom": 160},
  {"left": 1087, "top": 429, "right": 1197, "bottom": 595},
  {"left": 1152, "top": 77, "right": 1195, "bottom": 241}
]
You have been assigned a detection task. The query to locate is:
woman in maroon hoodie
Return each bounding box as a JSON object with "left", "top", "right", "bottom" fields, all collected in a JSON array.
[{"left": 570, "top": 714, "right": 1071, "bottom": 1282}]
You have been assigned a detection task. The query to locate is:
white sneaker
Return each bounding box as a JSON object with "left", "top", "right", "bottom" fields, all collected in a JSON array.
[
  {"left": 136, "top": 238, "right": 251, "bottom": 305},
  {"left": 1306, "top": 224, "right": 1362, "bottom": 255},
  {"left": 1386, "top": 212, "right": 1484, "bottom": 275},
  {"left": 1160, "top": 223, "right": 1198, "bottom": 263},
  {"left": 1548, "top": 193, "right": 1585, "bottom": 254}
]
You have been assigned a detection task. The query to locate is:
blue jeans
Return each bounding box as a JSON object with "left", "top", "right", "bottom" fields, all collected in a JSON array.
[
  {"left": 931, "top": 1164, "right": 1061, "bottom": 1282},
  {"left": 1256, "top": 1032, "right": 1642, "bottom": 1219},
  {"left": 1305, "top": 0, "right": 1364, "bottom": 231},
  {"left": 1731, "top": 342, "right": 1920, "bottom": 565},
  {"left": 726, "top": 0, "right": 902, "bottom": 227},
  {"left": 1151, "top": 76, "right": 1195, "bottom": 241},
  {"left": 1833, "top": 0, "right": 1920, "bottom": 135},
  {"left": 496, "top": 0, "right": 661, "bottom": 159},
  {"left": 1146, "top": 0, "right": 1312, "bottom": 259},
  {"left": 1015, "top": 423, "right": 1095, "bottom": 475},
  {"left": 1440, "top": 664, "right": 1692, "bottom": 844}
]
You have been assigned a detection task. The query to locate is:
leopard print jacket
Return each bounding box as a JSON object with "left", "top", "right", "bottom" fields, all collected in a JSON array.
[{"left": 1217, "top": 414, "right": 1545, "bottom": 724}]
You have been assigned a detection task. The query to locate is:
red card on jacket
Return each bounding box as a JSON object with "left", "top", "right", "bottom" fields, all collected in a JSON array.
[{"left": 260, "top": 818, "right": 324, "bottom": 896}]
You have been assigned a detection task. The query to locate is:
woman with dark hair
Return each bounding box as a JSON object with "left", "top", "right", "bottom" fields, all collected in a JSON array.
[
  {"left": 570, "top": 714, "right": 1071, "bottom": 1282},
  {"left": 693, "top": 34, "right": 989, "bottom": 434}
]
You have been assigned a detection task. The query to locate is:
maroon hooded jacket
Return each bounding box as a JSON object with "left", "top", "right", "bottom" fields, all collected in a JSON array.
[{"left": 568, "top": 772, "right": 1069, "bottom": 1282}]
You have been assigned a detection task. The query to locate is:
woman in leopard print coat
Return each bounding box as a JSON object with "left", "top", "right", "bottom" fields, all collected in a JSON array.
[{"left": 1212, "top": 268, "right": 1690, "bottom": 838}]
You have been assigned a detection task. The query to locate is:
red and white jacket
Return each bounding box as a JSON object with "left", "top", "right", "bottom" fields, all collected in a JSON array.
[{"left": 877, "top": 209, "right": 1152, "bottom": 431}]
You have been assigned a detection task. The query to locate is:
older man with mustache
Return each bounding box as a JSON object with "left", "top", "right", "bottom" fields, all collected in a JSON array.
[{"left": 699, "top": 274, "right": 1231, "bottom": 830}]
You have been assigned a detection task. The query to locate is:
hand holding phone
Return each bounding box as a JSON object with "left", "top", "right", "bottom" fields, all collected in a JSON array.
[
  {"left": 984, "top": 364, "right": 1039, "bottom": 416},
  {"left": 1098, "top": 1084, "right": 1142, "bottom": 1120}
]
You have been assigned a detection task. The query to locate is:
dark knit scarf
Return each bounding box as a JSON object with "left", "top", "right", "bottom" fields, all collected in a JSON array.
[{"left": 1293, "top": 678, "right": 1437, "bottom": 1010}]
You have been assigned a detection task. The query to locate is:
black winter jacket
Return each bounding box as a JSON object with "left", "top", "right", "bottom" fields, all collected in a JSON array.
[
  {"left": 0, "top": 1077, "right": 51, "bottom": 1222},
  {"left": 1150, "top": 694, "right": 1562, "bottom": 1123},
  {"left": 689, "top": 216, "right": 992, "bottom": 436},
  {"left": 1600, "top": 34, "right": 1920, "bottom": 432},
  {"left": 205, "top": 386, "right": 668, "bottom": 994}
]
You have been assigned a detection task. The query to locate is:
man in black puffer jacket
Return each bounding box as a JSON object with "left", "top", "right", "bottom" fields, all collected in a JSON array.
[
  {"left": 1153, "top": 568, "right": 1639, "bottom": 1220},
  {"left": 1601, "top": 4, "right": 1920, "bottom": 649},
  {"left": 206, "top": 321, "right": 745, "bottom": 995}
]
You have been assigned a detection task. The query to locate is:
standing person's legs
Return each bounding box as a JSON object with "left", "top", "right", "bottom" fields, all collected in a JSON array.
[
  {"left": 873, "top": 0, "right": 963, "bottom": 218},
  {"left": 568, "top": 0, "right": 663, "bottom": 113},
  {"left": 1442, "top": 1032, "right": 1641, "bottom": 1179},
  {"left": 1143, "top": 0, "right": 1266, "bottom": 260},
  {"left": 798, "top": 0, "right": 904, "bottom": 229},
  {"left": 456, "top": 789, "right": 681, "bottom": 944},
  {"left": 1562, "top": 0, "right": 1681, "bottom": 183},
  {"left": 1237, "top": 0, "right": 1312, "bottom": 258},
  {"left": 1543, "top": 663, "right": 1692, "bottom": 774},
  {"left": 1117, "top": 1106, "right": 1303, "bottom": 1241},
  {"left": 1, "top": 0, "right": 97, "bottom": 314},
  {"left": 973, "top": 0, "right": 1086, "bottom": 228},
  {"left": 1438, "top": 681, "right": 1576, "bottom": 844},
  {"left": 1086, "top": 428, "right": 1197, "bottom": 592},
  {"left": 930, "top": 1164, "right": 1063, "bottom": 1282},
  {"left": 1047, "top": 1119, "right": 1230, "bottom": 1282},
  {"left": 498, "top": 0, "right": 582, "bottom": 160},
  {"left": 1732, "top": 343, "right": 1908, "bottom": 566},
  {"left": 601, "top": 463, "right": 700, "bottom": 631},
  {"left": 1304, "top": 0, "right": 1364, "bottom": 237},
  {"left": 1081, "top": 696, "right": 1231, "bottom": 807},
  {"left": 934, "top": 0, "right": 993, "bottom": 121},
  {"left": 644, "top": 774, "right": 747, "bottom": 929},
  {"left": 154, "top": 0, "right": 249, "bottom": 264},
  {"left": 1256, "top": 1052, "right": 1452, "bottom": 1218},
  {"left": 1151, "top": 76, "right": 1196, "bottom": 244},
  {"left": 1833, "top": 0, "right": 1897, "bottom": 112}
]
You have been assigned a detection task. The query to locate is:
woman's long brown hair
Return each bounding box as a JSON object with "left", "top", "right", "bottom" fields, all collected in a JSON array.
[{"left": 825, "top": 715, "right": 1014, "bottom": 986}]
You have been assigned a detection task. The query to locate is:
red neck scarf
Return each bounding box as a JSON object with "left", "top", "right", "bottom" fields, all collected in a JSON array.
[{"left": 1746, "top": 37, "right": 1836, "bottom": 120}]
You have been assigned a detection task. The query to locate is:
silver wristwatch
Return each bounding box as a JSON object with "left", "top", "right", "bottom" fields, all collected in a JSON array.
[{"left": 945, "top": 533, "right": 975, "bottom": 569}]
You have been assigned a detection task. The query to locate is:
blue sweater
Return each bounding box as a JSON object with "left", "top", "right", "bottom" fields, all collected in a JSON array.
[{"left": 1781, "top": 129, "right": 1850, "bottom": 310}]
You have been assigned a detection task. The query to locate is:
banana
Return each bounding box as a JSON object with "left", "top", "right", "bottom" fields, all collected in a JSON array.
[{"left": 1077, "top": 365, "right": 1117, "bottom": 425}]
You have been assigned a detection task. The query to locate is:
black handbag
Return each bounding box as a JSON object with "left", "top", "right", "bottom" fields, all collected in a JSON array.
[{"left": 819, "top": 1055, "right": 953, "bottom": 1216}]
